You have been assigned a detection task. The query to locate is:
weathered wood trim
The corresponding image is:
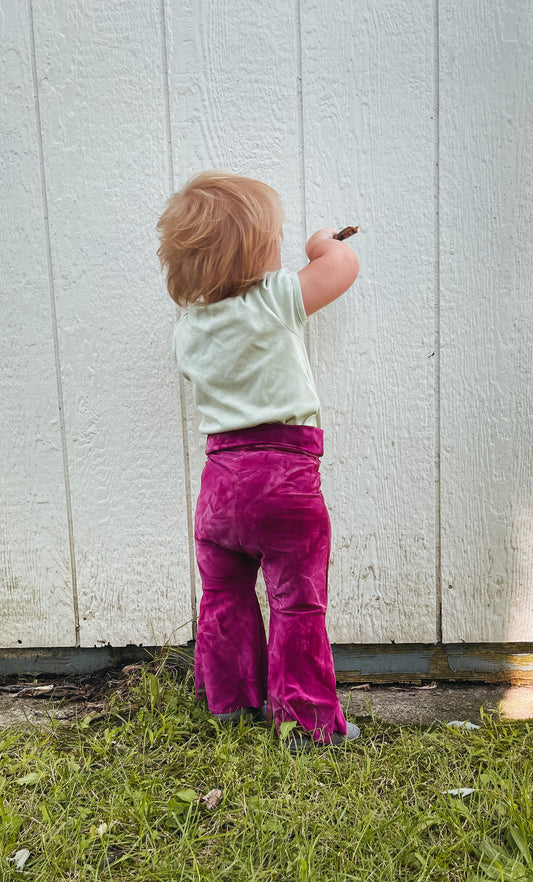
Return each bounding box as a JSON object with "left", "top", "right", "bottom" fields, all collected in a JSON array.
[
  {"left": 333, "top": 644, "right": 533, "bottom": 685},
  {"left": 0, "top": 646, "right": 188, "bottom": 679},
  {"left": 1, "top": 643, "right": 533, "bottom": 685}
]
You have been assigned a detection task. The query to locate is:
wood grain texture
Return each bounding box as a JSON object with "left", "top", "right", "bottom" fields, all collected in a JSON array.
[
  {"left": 301, "top": 0, "right": 437, "bottom": 642},
  {"left": 31, "top": 0, "right": 192, "bottom": 646},
  {"left": 334, "top": 643, "right": 533, "bottom": 685},
  {"left": 164, "top": 0, "right": 305, "bottom": 628},
  {"left": 0, "top": 0, "right": 74, "bottom": 646},
  {"left": 2, "top": 642, "right": 533, "bottom": 685},
  {"left": 440, "top": 1, "right": 533, "bottom": 641}
]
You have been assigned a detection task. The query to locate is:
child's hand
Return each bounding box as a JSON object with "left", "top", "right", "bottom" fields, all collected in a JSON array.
[{"left": 305, "top": 228, "right": 338, "bottom": 261}]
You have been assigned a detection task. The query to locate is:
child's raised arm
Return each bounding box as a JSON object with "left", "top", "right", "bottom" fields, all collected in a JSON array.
[{"left": 297, "top": 228, "right": 359, "bottom": 316}]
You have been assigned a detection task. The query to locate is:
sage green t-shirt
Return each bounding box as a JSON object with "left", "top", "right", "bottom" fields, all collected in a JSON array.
[{"left": 172, "top": 268, "right": 321, "bottom": 434}]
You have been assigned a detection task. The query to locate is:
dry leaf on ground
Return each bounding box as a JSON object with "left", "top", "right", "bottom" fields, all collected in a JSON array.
[{"left": 201, "top": 789, "right": 222, "bottom": 809}]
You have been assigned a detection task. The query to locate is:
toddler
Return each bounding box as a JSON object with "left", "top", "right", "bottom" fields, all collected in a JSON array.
[{"left": 157, "top": 171, "right": 360, "bottom": 748}]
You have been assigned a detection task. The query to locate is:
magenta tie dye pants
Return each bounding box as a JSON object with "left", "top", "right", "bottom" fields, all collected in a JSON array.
[{"left": 193, "top": 423, "right": 348, "bottom": 743}]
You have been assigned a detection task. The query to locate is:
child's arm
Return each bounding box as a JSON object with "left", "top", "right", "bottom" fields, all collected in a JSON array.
[{"left": 297, "top": 228, "right": 359, "bottom": 316}]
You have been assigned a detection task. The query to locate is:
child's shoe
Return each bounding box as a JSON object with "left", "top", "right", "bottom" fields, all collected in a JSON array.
[
  {"left": 285, "top": 721, "right": 361, "bottom": 752},
  {"left": 212, "top": 703, "right": 267, "bottom": 723},
  {"left": 330, "top": 722, "right": 361, "bottom": 744}
]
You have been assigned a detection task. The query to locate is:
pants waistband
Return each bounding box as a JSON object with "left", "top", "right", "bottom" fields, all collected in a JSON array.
[{"left": 206, "top": 423, "right": 324, "bottom": 457}]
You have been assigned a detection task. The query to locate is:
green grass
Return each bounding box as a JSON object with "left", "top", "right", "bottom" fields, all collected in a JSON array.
[{"left": 1, "top": 660, "right": 532, "bottom": 881}]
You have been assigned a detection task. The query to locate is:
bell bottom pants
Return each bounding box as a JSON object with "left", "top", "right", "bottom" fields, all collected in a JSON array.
[{"left": 194, "top": 423, "right": 347, "bottom": 743}]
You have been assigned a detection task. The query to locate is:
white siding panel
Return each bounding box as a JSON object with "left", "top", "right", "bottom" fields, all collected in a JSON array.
[
  {"left": 31, "top": 1, "right": 191, "bottom": 646},
  {"left": 301, "top": 0, "right": 437, "bottom": 642},
  {"left": 0, "top": 1, "right": 74, "bottom": 646},
  {"left": 440, "top": 2, "right": 533, "bottom": 641},
  {"left": 164, "top": 0, "right": 305, "bottom": 626}
]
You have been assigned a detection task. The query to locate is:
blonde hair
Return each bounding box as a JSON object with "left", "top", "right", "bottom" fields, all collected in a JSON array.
[{"left": 156, "top": 170, "right": 284, "bottom": 306}]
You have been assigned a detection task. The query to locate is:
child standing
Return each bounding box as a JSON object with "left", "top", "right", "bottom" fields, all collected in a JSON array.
[{"left": 157, "top": 171, "right": 360, "bottom": 748}]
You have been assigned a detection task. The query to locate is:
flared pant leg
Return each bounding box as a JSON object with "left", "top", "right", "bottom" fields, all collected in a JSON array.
[
  {"left": 194, "top": 539, "right": 267, "bottom": 714},
  {"left": 249, "top": 463, "right": 347, "bottom": 742}
]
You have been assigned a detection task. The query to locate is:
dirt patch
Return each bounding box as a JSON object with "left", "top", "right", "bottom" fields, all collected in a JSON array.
[
  {"left": 1, "top": 670, "right": 533, "bottom": 729},
  {"left": 0, "top": 668, "right": 130, "bottom": 729},
  {"left": 338, "top": 682, "right": 533, "bottom": 725}
]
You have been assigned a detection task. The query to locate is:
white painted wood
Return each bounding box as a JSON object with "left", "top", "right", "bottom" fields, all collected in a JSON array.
[
  {"left": 0, "top": 0, "right": 74, "bottom": 646},
  {"left": 164, "top": 0, "right": 306, "bottom": 629},
  {"left": 31, "top": 0, "right": 192, "bottom": 646},
  {"left": 440, "top": 1, "right": 533, "bottom": 641},
  {"left": 301, "top": 0, "right": 437, "bottom": 642}
]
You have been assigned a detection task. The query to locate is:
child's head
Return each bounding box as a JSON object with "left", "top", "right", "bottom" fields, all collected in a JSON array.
[{"left": 157, "top": 170, "right": 283, "bottom": 306}]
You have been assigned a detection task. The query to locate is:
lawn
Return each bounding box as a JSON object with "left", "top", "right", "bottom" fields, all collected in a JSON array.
[{"left": 1, "top": 658, "right": 532, "bottom": 881}]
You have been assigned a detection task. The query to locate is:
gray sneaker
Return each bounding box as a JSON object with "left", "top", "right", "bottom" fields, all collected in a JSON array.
[
  {"left": 212, "top": 703, "right": 267, "bottom": 723},
  {"left": 286, "top": 721, "right": 361, "bottom": 752},
  {"left": 330, "top": 722, "right": 361, "bottom": 744}
]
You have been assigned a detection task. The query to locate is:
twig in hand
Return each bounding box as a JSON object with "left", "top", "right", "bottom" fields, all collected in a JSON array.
[{"left": 333, "top": 226, "right": 359, "bottom": 241}]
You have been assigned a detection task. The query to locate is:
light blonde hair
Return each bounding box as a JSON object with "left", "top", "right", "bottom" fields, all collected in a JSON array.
[{"left": 156, "top": 170, "right": 284, "bottom": 306}]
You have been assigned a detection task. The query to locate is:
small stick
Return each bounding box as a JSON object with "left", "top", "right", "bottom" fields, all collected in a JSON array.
[{"left": 333, "top": 226, "right": 359, "bottom": 241}]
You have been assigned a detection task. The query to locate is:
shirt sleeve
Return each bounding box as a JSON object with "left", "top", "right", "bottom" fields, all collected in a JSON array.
[{"left": 260, "top": 269, "right": 307, "bottom": 331}]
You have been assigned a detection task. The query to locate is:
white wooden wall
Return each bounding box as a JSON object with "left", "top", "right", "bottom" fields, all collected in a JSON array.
[{"left": 1, "top": 0, "right": 531, "bottom": 651}]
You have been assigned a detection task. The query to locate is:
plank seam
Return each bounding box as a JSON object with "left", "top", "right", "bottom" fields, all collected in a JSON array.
[
  {"left": 295, "top": 0, "right": 312, "bottom": 356},
  {"left": 27, "top": 0, "right": 80, "bottom": 646},
  {"left": 159, "top": 0, "right": 198, "bottom": 638},
  {"left": 434, "top": 0, "right": 443, "bottom": 642},
  {"left": 295, "top": 0, "right": 308, "bottom": 244}
]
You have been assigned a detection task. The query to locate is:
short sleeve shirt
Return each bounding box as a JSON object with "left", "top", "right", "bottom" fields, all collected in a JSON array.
[{"left": 172, "top": 268, "right": 321, "bottom": 434}]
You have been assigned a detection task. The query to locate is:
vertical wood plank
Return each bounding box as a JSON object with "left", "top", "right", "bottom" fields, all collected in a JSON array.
[
  {"left": 32, "top": 0, "right": 192, "bottom": 646},
  {"left": 440, "top": 1, "right": 533, "bottom": 641},
  {"left": 164, "top": 0, "right": 305, "bottom": 626},
  {"left": 301, "top": 0, "right": 437, "bottom": 642},
  {"left": 0, "top": 0, "right": 74, "bottom": 646}
]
